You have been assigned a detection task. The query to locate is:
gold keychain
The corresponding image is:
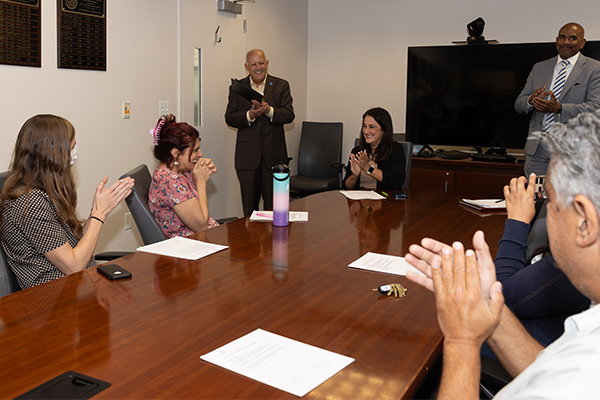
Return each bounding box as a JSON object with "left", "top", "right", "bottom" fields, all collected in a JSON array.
[{"left": 373, "top": 283, "right": 407, "bottom": 298}]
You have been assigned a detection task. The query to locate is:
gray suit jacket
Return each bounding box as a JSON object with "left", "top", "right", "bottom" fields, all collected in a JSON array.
[{"left": 515, "top": 54, "right": 600, "bottom": 155}]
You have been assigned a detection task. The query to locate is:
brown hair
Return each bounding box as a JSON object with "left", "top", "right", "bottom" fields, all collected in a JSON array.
[{"left": 0, "top": 114, "right": 83, "bottom": 237}]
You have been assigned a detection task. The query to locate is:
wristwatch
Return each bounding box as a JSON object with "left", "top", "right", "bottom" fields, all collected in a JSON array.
[{"left": 366, "top": 165, "right": 375, "bottom": 175}]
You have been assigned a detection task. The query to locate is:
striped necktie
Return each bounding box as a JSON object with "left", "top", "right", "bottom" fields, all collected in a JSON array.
[{"left": 543, "top": 60, "right": 570, "bottom": 131}]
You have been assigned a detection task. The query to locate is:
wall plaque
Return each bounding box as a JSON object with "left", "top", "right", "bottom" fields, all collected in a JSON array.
[
  {"left": 0, "top": 0, "right": 41, "bottom": 67},
  {"left": 57, "top": 0, "right": 106, "bottom": 70}
]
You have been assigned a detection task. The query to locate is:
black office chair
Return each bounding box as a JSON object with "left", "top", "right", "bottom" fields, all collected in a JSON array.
[
  {"left": 0, "top": 171, "right": 21, "bottom": 297},
  {"left": 526, "top": 200, "right": 548, "bottom": 260},
  {"left": 398, "top": 141, "right": 413, "bottom": 190},
  {"left": 351, "top": 138, "right": 413, "bottom": 190},
  {"left": 120, "top": 165, "right": 167, "bottom": 245},
  {"left": 393, "top": 133, "right": 406, "bottom": 142},
  {"left": 0, "top": 244, "right": 20, "bottom": 297},
  {"left": 290, "top": 121, "right": 344, "bottom": 196},
  {"left": 480, "top": 356, "right": 512, "bottom": 398}
]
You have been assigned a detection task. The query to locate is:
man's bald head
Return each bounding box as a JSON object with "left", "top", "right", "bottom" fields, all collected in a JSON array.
[{"left": 556, "top": 23, "right": 586, "bottom": 60}]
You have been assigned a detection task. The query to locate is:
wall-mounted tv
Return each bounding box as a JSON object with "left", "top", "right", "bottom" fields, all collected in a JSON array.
[{"left": 405, "top": 41, "right": 600, "bottom": 150}]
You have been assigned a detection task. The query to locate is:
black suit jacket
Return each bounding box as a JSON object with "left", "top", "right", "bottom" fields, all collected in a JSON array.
[{"left": 225, "top": 75, "right": 295, "bottom": 170}]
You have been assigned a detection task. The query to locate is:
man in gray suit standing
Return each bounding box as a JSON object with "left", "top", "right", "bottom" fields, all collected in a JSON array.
[{"left": 515, "top": 23, "right": 600, "bottom": 176}]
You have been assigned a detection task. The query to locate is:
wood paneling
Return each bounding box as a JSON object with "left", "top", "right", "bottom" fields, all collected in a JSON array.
[{"left": 411, "top": 157, "right": 524, "bottom": 198}]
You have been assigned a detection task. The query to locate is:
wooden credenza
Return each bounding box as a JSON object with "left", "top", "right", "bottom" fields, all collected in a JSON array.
[{"left": 410, "top": 157, "right": 525, "bottom": 198}]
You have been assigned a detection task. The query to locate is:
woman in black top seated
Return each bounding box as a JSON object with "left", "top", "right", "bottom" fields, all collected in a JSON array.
[{"left": 343, "top": 107, "right": 406, "bottom": 190}]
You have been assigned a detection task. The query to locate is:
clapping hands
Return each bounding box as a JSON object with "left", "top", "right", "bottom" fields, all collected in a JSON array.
[
  {"left": 349, "top": 150, "right": 372, "bottom": 176},
  {"left": 404, "top": 231, "right": 504, "bottom": 345},
  {"left": 92, "top": 177, "right": 135, "bottom": 220},
  {"left": 529, "top": 86, "right": 561, "bottom": 113},
  {"left": 405, "top": 231, "right": 498, "bottom": 303},
  {"left": 249, "top": 100, "right": 271, "bottom": 119}
]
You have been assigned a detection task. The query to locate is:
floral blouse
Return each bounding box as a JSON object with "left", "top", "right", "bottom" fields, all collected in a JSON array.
[{"left": 148, "top": 165, "right": 219, "bottom": 238}]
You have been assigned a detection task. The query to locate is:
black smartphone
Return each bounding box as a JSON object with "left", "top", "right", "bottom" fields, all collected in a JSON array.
[
  {"left": 534, "top": 175, "right": 547, "bottom": 200},
  {"left": 97, "top": 264, "right": 132, "bottom": 280},
  {"left": 393, "top": 191, "right": 408, "bottom": 199}
]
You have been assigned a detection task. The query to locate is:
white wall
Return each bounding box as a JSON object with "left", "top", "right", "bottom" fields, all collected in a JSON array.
[
  {"left": 0, "top": 0, "right": 308, "bottom": 254},
  {"left": 2, "top": 0, "right": 598, "bottom": 253},
  {"left": 178, "top": 0, "right": 308, "bottom": 221},
  {"left": 0, "top": 0, "right": 178, "bottom": 253},
  {"left": 306, "top": 0, "right": 600, "bottom": 161}
]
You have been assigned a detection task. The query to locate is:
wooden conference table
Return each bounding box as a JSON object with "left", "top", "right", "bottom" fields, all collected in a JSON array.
[{"left": 0, "top": 190, "right": 507, "bottom": 399}]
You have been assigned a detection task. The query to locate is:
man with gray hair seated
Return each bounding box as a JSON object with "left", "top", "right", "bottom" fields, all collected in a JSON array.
[{"left": 405, "top": 110, "right": 600, "bottom": 399}]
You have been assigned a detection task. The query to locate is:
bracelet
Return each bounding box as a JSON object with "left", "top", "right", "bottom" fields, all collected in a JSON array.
[{"left": 91, "top": 216, "right": 104, "bottom": 224}]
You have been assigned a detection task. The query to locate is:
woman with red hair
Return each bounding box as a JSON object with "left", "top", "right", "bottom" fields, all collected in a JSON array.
[{"left": 148, "top": 114, "right": 219, "bottom": 238}]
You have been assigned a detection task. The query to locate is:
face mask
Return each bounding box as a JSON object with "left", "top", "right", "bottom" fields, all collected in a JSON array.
[{"left": 70, "top": 143, "right": 78, "bottom": 167}]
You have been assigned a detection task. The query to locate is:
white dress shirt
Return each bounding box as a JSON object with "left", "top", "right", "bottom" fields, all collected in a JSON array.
[{"left": 495, "top": 303, "right": 600, "bottom": 399}]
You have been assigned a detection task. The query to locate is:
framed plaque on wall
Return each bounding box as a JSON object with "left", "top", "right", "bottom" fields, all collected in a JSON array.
[
  {"left": 0, "top": 0, "right": 41, "bottom": 68},
  {"left": 57, "top": 0, "right": 106, "bottom": 70}
]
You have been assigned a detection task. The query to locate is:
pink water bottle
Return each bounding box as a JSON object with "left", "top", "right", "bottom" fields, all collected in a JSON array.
[{"left": 272, "top": 163, "right": 290, "bottom": 226}]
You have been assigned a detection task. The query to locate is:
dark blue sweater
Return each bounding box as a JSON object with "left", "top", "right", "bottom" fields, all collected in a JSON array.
[{"left": 494, "top": 219, "right": 590, "bottom": 346}]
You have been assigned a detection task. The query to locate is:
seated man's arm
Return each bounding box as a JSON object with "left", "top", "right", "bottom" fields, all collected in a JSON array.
[{"left": 487, "top": 305, "right": 545, "bottom": 377}]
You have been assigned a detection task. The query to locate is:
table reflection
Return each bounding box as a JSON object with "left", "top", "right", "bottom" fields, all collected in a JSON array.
[
  {"left": 153, "top": 258, "right": 201, "bottom": 301},
  {"left": 0, "top": 272, "right": 135, "bottom": 369},
  {"left": 347, "top": 199, "right": 402, "bottom": 255}
]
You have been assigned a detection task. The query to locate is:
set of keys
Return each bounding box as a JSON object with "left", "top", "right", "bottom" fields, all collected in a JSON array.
[{"left": 373, "top": 283, "right": 407, "bottom": 298}]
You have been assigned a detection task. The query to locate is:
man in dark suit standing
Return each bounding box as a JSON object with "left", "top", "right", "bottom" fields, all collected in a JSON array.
[
  {"left": 515, "top": 22, "right": 600, "bottom": 176},
  {"left": 225, "top": 49, "right": 295, "bottom": 217}
]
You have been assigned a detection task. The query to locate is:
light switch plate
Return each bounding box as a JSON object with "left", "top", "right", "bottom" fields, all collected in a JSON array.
[
  {"left": 159, "top": 101, "right": 169, "bottom": 116},
  {"left": 123, "top": 102, "right": 131, "bottom": 119}
]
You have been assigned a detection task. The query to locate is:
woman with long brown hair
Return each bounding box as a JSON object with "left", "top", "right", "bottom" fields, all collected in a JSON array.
[{"left": 0, "top": 114, "right": 134, "bottom": 289}]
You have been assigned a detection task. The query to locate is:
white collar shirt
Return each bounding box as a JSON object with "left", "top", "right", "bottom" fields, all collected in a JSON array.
[
  {"left": 245, "top": 74, "right": 275, "bottom": 123},
  {"left": 550, "top": 52, "right": 579, "bottom": 98},
  {"left": 495, "top": 303, "right": 600, "bottom": 399}
]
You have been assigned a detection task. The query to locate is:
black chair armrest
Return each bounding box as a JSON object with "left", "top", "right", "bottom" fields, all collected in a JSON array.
[
  {"left": 216, "top": 216, "right": 239, "bottom": 225},
  {"left": 94, "top": 251, "right": 133, "bottom": 261},
  {"left": 479, "top": 356, "right": 512, "bottom": 399},
  {"left": 332, "top": 163, "right": 345, "bottom": 189}
]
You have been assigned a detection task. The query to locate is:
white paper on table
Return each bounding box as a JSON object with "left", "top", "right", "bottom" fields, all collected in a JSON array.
[
  {"left": 249, "top": 211, "right": 309, "bottom": 222},
  {"left": 339, "top": 190, "right": 385, "bottom": 200},
  {"left": 200, "top": 328, "right": 354, "bottom": 397},
  {"left": 136, "top": 236, "right": 228, "bottom": 260},
  {"left": 461, "top": 198, "right": 506, "bottom": 208},
  {"left": 349, "top": 252, "right": 426, "bottom": 277}
]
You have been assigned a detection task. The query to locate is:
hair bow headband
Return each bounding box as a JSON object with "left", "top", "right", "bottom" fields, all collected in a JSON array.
[{"left": 149, "top": 119, "right": 165, "bottom": 146}]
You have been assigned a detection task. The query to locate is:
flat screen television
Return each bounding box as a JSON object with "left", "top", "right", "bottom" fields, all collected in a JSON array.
[{"left": 405, "top": 41, "right": 600, "bottom": 151}]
